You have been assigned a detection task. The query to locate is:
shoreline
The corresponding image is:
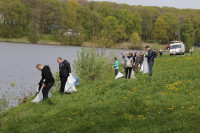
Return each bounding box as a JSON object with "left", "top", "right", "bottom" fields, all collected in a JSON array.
[{"left": 0, "top": 38, "right": 166, "bottom": 51}]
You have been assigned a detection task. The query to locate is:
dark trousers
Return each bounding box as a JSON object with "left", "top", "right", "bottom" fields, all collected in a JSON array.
[
  {"left": 60, "top": 76, "right": 68, "bottom": 93},
  {"left": 42, "top": 82, "right": 54, "bottom": 100},
  {"left": 134, "top": 63, "right": 139, "bottom": 73},
  {"left": 115, "top": 69, "right": 118, "bottom": 76},
  {"left": 125, "top": 67, "right": 132, "bottom": 79},
  {"left": 149, "top": 62, "right": 154, "bottom": 76}
]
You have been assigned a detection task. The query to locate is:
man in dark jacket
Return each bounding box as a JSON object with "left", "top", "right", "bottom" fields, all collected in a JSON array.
[
  {"left": 36, "top": 64, "right": 54, "bottom": 100},
  {"left": 57, "top": 57, "right": 71, "bottom": 93},
  {"left": 145, "top": 46, "right": 155, "bottom": 76}
]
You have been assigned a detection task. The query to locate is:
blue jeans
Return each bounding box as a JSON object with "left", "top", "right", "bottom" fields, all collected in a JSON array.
[
  {"left": 115, "top": 69, "right": 118, "bottom": 76},
  {"left": 149, "top": 62, "right": 154, "bottom": 75}
]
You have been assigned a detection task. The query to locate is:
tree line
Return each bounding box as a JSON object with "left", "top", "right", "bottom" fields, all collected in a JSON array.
[{"left": 0, "top": 0, "right": 200, "bottom": 50}]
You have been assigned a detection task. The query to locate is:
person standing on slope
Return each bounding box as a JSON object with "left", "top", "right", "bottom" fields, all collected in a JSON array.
[
  {"left": 36, "top": 64, "right": 54, "bottom": 100},
  {"left": 57, "top": 57, "right": 71, "bottom": 93}
]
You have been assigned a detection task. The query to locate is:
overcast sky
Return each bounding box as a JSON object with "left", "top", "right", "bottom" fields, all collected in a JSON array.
[{"left": 89, "top": 0, "right": 200, "bottom": 9}]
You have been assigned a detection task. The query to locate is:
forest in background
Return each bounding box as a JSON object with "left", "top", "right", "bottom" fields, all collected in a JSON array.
[{"left": 0, "top": 0, "right": 200, "bottom": 50}]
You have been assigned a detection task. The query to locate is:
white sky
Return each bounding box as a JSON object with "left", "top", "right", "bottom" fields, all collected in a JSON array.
[{"left": 89, "top": 0, "right": 200, "bottom": 9}]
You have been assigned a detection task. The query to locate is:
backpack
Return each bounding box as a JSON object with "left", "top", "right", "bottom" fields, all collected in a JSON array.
[{"left": 126, "top": 57, "right": 133, "bottom": 67}]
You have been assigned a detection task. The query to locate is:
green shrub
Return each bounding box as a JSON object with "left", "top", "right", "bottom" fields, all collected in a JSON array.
[
  {"left": 0, "top": 94, "right": 9, "bottom": 113},
  {"left": 27, "top": 21, "right": 40, "bottom": 44},
  {"left": 51, "top": 71, "right": 60, "bottom": 92},
  {"left": 73, "top": 48, "right": 106, "bottom": 81}
]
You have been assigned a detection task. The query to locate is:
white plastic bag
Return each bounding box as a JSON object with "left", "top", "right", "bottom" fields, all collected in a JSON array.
[
  {"left": 130, "top": 69, "right": 136, "bottom": 79},
  {"left": 64, "top": 73, "right": 76, "bottom": 93},
  {"left": 143, "top": 57, "right": 149, "bottom": 74},
  {"left": 140, "top": 64, "right": 143, "bottom": 72},
  {"left": 115, "top": 72, "right": 124, "bottom": 79},
  {"left": 31, "top": 87, "right": 52, "bottom": 103},
  {"left": 65, "top": 85, "right": 77, "bottom": 93}
]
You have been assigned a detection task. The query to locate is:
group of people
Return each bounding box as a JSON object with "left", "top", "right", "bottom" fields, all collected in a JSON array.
[
  {"left": 153, "top": 49, "right": 163, "bottom": 57},
  {"left": 113, "top": 46, "right": 155, "bottom": 78},
  {"left": 36, "top": 57, "right": 71, "bottom": 100}
]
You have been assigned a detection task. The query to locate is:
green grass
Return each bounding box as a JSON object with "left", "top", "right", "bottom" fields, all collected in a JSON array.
[
  {"left": 0, "top": 37, "right": 29, "bottom": 43},
  {"left": 1, "top": 52, "right": 200, "bottom": 133},
  {"left": 0, "top": 35, "right": 59, "bottom": 44}
]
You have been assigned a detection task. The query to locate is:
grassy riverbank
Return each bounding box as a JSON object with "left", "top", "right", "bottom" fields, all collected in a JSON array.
[
  {"left": 0, "top": 35, "right": 166, "bottom": 50},
  {"left": 1, "top": 51, "right": 200, "bottom": 132}
]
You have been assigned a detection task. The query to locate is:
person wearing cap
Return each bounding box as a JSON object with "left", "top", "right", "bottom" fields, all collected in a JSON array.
[{"left": 145, "top": 46, "right": 155, "bottom": 76}]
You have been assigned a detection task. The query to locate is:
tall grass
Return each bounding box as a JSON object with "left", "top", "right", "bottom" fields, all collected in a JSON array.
[{"left": 0, "top": 52, "right": 200, "bottom": 133}]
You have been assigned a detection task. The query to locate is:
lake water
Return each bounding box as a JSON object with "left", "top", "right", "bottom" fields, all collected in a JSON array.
[{"left": 0, "top": 42, "right": 135, "bottom": 106}]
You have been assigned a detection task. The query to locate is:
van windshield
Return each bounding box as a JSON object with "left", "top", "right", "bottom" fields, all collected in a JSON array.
[{"left": 170, "top": 45, "right": 181, "bottom": 49}]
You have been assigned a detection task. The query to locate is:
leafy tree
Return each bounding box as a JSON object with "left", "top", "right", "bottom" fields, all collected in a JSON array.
[
  {"left": 114, "top": 9, "right": 134, "bottom": 38},
  {"left": 28, "top": 21, "right": 40, "bottom": 43},
  {"left": 160, "top": 13, "right": 179, "bottom": 42},
  {"left": 90, "top": 11, "right": 103, "bottom": 38},
  {"left": 181, "top": 18, "right": 195, "bottom": 51},
  {"left": 129, "top": 32, "right": 141, "bottom": 49},
  {"left": 132, "top": 12, "right": 142, "bottom": 36},
  {"left": 152, "top": 18, "right": 167, "bottom": 43},
  {"left": 100, "top": 16, "right": 120, "bottom": 45},
  {"left": 0, "top": 0, "right": 28, "bottom": 38},
  {"left": 138, "top": 7, "right": 154, "bottom": 40},
  {"left": 62, "top": 0, "right": 79, "bottom": 30},
  {"left": 193, "top": 16, "right": 200, "bottom": 44},
  {"left": 77, "top": 5, "right": 92, "bottom": 40},
  {"left": 39, "top": 0, "right": 63, "bottom": 34}
]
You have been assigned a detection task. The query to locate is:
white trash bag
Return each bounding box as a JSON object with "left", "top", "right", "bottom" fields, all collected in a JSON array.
[
  {"left": 115, "top": 72, "right": 124, "bottom": 79},
  {"left": 65, "top": 85, "right": 77, "bottom": 93},
  {"left": 31, "top": 87, "right": 52, "bottom": 103},
  {"left": 143, "top": 57, "right": 149, "bottom": 74},
  {"left": 64, "top": 73, "right": 77, "bottom": 93},
  {"left": 140, "top": 64, "right": 143, "bottom": 72},
  {"left": 130, "top": 69, "right": 136, "bottom": 79}
]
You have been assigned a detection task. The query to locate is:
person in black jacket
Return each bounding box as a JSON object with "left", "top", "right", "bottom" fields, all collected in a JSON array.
[
  {"left": 36, "top": 64, "right": 54, "bottom": 100},
  {"left": 57, "top": 57, "right": 71, "bottom": 93},
  {"left": 145, "top": 46, "right": 155, "bottom": 76}
]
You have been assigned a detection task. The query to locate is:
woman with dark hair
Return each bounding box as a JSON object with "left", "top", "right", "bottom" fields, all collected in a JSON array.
[{"left": 113, "top": 57, "right": 119, "bottom": 76}]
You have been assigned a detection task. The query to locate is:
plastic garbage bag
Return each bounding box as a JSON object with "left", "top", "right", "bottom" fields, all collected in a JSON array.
[
  {"left": 140, "top": 63, "right": 143, "bottom": 72},
  {"left": 74, "top": 77, "right": 79, "bottom": 86},
  {"left": 64, "top": 73, "right": 76, "bottom": 92},
  {"left": 64, "top": 73, "right": 77, "bottom": 93},
  {"left": 65, "top": 85, "right": 77, "bottom": 93},
  {"left": 121, "top": 59, "right": 125, "bottom": 64},
  {"left": 130, "top": 69, "right": 136, "bottom": 79},
  {"left": 115, "top": 72, "right": 124, "bottom": 79},
  {"left": 143, "top": 57, "right": 149, "bottom": 74},
  {"left": 31, "top": 87, "right": 52, "bottom": 103}
]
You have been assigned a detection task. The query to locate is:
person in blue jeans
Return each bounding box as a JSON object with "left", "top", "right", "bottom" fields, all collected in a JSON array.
[
  {"left": 145, "top": 46, "right": 155, "bottom": 76},
  {"left": 113, "top": 57, "right": 119, "bottom": 76}
]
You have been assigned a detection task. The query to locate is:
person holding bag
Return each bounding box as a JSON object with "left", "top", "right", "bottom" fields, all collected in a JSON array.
[
  {"left": 36, "top": 64, "right": 54, "bottom": 100},
  {"left": 57, "top": 57, "right": 71, "bottom": 93}
]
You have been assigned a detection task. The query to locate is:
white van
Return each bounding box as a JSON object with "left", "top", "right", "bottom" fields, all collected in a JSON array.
[{"left": 169, "top": 42, "right": 185, "bottom": 55}]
